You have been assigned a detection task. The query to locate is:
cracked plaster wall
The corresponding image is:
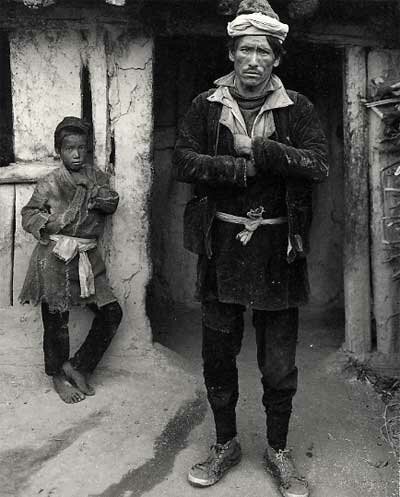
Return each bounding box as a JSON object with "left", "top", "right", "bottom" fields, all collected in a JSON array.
[
  {"left": 8, "top": 22, "right": 154, "bottom": 355},
  {"left": 106, "top": 29, "right": 154, "bottom": 348}
]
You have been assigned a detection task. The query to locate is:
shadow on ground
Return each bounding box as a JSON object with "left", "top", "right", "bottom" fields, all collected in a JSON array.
[{"left": 153, "top": 303, "right": 398, "bottom": 497}]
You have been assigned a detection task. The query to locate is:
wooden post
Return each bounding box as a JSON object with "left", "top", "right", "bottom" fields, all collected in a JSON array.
[
  {"left": 0, "top": 185, "right": 15, "bottom": 307},
  {"left": 13, "top": 184, "right": 36, "bottom": 305},
  {"left": 343, "top": 47, "right": 371, "bottom": 357},
  {"left": 368, "top": 49, "right": 400, "bottom": 356}
]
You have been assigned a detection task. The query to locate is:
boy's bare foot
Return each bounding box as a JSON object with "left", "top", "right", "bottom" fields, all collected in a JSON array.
[
  {"left": 53, "top": 374, "right": 86, "bottom": 404},
  {"left": 62, "top": 361, "right": 95, "bottom": 396}
]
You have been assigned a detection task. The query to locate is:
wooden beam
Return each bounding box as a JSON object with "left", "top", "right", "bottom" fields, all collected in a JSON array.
[
  {"left": 0, "top": 185, "right": 15, "bottom": 307},
  {"left": 0, "top": 2, "right": 397, "bottom": 49},
  {"left": 287, "top": 0, "right": 320, "bottom": 20},
  {"left": 0, "top": 5, "right": 131, "bottom": 29},
  {"left": 368, "top": 49, "right": 400, "bottom": 356},
  {"left": 343, "top": 47, "right": 371, "bottom": 358},
  {"left": 151, "top": 16, "right": 397, "bottom": 48},
  {"left": 295, "top": 22, "right": 398, "bottom": 48},
  {"left": 11, "top": 0, "right": 55, "bottom": 6},
  {"left": 10, "top": 0, "right": 126, "bottom": 6},
  {"left": 0, "top": 162, "right": 59, "bottom": 184},
  {"left": 13, "top": 184, "right": 36, "bottom": 306}
]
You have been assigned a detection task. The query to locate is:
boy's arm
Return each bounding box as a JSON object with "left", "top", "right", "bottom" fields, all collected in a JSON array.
[
  {"left": 88, "top": 169, "right": 119, "bottom": 214},
  {"left": 21, "top": 181, "right": 53, "bottom": 242},
  {"left": 22, "top": 176, "right": 70, "bottom": 241}
]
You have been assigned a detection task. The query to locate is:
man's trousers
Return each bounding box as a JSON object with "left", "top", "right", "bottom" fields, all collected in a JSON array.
[
  {"left": 202, "top": 301, "right": 298, "bottom": 451},
  {"left": 41, "top": 301, "right": 123, "bottom": 376}
]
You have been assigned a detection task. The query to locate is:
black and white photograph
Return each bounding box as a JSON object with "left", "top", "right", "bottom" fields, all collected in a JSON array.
[{"left": 0, "top": 1, "right": 399, "bottom": 496}]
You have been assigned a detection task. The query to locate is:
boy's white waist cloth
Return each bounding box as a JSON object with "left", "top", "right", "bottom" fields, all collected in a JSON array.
[
  {"left": 215, "top": 211, "right": 287, "bottom": 246},
  {"left": 49, "top": 235, "right": 97, "bottom": 298}
]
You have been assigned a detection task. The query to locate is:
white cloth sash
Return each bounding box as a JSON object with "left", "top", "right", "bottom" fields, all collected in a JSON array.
[
  {"left": 216, "top": 211, "right": 287, "bottom": 246},
  {"left": 50, "top": 235, "right": 97, "bottom": 298}
]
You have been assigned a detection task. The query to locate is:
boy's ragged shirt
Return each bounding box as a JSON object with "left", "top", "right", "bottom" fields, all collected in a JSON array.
[
  {"left": 19, "top": 163, "right": 119, "bottom": 312},
  {"left": 21, "top": 163, "right": 118, "bottom": 241}
]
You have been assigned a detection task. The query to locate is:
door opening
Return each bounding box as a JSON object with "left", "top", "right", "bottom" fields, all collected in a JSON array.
[{"left": 148, "top": 37, "right": 344, "bottom": 343}]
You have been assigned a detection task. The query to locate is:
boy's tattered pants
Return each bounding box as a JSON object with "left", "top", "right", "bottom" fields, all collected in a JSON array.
[
  {"left": 202, "top": 301, "right": 298, "bottom": 451},
  {"left": 41, "top": 301, "right": 123, "bottom": 375}
]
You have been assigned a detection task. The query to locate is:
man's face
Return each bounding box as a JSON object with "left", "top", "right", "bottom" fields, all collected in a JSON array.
[
  {"left": 229, "top": 35, "right": 279, "bottom": 93},
  {"left": 59, "top": 134, "right": 88, "bottom": 172}
]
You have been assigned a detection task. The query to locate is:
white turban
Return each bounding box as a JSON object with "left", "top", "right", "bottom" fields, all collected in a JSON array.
[{"left": 227, "top": 13, "right": 289, "bottom": 43}]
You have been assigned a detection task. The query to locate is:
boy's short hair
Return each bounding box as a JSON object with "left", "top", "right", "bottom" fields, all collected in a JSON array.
[{"left": 54, "top": 116, "right": 90, "bottom": 152}]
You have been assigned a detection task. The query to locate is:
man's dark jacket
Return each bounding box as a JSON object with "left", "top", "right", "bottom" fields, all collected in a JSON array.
[{"left": 173, "top": 86, "right": 329, "bottom": 267}]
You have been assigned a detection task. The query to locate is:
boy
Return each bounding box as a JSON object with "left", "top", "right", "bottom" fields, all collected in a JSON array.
[{"left": 19, "top": 116, "right": 123, "bottom": 404}]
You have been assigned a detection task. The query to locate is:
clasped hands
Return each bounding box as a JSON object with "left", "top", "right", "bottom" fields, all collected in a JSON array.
[{"left": 234, "top": 134, "right": 257, "bottom": 177}]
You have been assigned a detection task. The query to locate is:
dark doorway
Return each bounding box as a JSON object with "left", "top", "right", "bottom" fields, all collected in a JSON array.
[
  {"left": 0, "top": 32, "right": 14, "bottom": 167},
  {"left": 148, "top": 37, "right": 344, "bottom": 341}
]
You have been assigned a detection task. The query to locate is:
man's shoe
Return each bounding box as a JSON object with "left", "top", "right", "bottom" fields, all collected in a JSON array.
[
  {"left": 188, "top": 438, "right": 242, "bottom": 487},
  {"left": 265, "top": 446, "right": 309, "bottom": 497}
]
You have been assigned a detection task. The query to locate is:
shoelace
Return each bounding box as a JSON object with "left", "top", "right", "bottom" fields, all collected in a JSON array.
[
  {"left": 276, "top": 448, "right": 291, "bottom": 463},
  {"left": 208, "top": 444, "right": 230, "bottom": 473},
  {"left": 212, "top": 444, "right": 227, "bottom": 460},
  {"left": 274, "top": 450, "right": 308, "bottom": 488},
  {"left": 196, "top": 444, "right": 228, "bottom": 473}
]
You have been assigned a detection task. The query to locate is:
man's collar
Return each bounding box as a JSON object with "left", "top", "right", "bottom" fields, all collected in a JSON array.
[
  {"left": 208, "top": 72, "right": 293, "bottom": 110},
  {"left": 213, "top": 71, "right": 281, "bottom": 93},
  {"left": 213, "top": 71, "right": 236, "bottom": 88}
]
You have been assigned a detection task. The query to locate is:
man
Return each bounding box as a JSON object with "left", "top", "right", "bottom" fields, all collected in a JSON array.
[{"left": 173, "top": 1, "right": 328, "bottom": 496}]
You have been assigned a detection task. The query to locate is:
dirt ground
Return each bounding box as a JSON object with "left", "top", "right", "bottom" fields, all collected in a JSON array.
[
  {"left": 154, "top": 304, "right": 399, "bottom": 497},
  {"left": 0, "top": 304, "right": 398, "bottom": 497}
]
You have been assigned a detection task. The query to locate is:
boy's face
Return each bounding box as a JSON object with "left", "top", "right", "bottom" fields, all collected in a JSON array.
[{"left": 60, "top": 133, "right": 88, "bottom": 172}]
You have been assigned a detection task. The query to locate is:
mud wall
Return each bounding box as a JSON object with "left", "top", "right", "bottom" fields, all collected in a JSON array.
[{"left": 0, "top": 14, "right": 154, "bottom": 353}]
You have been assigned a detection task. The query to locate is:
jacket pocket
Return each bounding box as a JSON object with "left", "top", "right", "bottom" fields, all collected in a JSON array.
[
  {"left": 183, "top": 196, "right": 208, "bottom": 254},
  {"left": 288, "top": 205, "right": 312, "bottom": 261}
]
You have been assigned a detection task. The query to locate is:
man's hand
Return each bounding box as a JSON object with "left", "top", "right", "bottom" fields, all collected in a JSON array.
[
  {"left": 234, "top": 134, "right": 253, "bottom": 158},
  {"left": 246, "top": 159, "right": 257, "bottom": 177}
]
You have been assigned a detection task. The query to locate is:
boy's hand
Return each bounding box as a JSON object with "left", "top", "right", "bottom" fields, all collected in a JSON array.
[
  {"left": 46, "top": 213, "right": 64, "bottom": 233},
  {"left": 73, "top": 173, "right": 94, "bottom": 189},
  {"left": 88, "top": 185, "right": 100, "bottom": 210},
  {"left": 75, "top": 177, "right": 91, "bottom": 188}
]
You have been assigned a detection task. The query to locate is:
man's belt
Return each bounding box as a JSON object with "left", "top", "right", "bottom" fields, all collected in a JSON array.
[
  {"left": 215, "top": 210, "right": 287, "bottom": 246},
  {"left": 50, "top": 235, "right": 97, "bottom": 298}
]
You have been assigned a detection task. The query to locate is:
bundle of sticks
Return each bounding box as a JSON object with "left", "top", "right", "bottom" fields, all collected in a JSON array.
[{"left": 370, "top": 77, "right": 400, "bottom": 101}]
